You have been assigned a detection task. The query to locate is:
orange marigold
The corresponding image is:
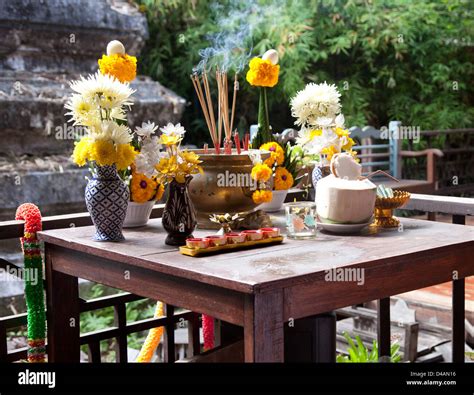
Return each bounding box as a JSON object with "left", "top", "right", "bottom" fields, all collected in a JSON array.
[
  {"left": 246, "top": 57, "right": 279, "bottom": 87},
  {"left": 274, "top": 167, "right": 294, "bottom": 190},
  {"left": 252, "top": 189, "right": 273, "bottom": 204},
  {"left": 98, "top": 53, "right": 137, "bottom": 83},
  {"left": 260, "top": 142, "right": 284, "bottom": 167},
  {"left": 251, "top": 163, "right": 272, "bottom": 183},
  {"left": 131, "top": 172, "right": 158, "bottom": 203}
]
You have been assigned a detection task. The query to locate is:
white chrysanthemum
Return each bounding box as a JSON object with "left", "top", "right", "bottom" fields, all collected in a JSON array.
[
  {"left": 65, "top": 94, "right": 100, "bottom": 126},
  {"left": 160, "top": 122, "right": 186, "bottom": 136},
  {"left": 89, "top": 120, "right": 132, "bottom": 145},
  {"left": 134, "top": 136, "right": 164, "bottom": 178},
  {"left": 290, "top": 82, "right": 341, "bottom": 128},
  {"left": 69, "top": 72, "right": 135, "bottom": 110},
  {"left": 135, "top": 121, "right": 159, "bottom": 138}
]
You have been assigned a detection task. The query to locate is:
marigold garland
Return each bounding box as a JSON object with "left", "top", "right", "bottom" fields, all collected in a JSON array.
[
  {"left": 202, "top": 314, "right": 215, "bottom": 350},
  {"left": 135, "top": 301, "right": 164, "bottom": 362},
  {"left": 15, "top": 203, "right": 46, "bottom": 363},
  {"left": 98, "top": 53, "right": 137, "bottom": 83}
]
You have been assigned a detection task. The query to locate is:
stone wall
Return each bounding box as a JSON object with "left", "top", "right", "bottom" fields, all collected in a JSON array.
[{"left": 0, "top": 0, "right": 186, "bottom": 217}]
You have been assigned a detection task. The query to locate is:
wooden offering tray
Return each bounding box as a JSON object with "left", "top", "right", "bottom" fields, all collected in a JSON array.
[{"left": 180, "top": 228, "right": 284, "bottom": 257}]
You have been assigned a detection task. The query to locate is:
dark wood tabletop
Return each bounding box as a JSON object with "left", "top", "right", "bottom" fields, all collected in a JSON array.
[{"left": 38, "top": 217, "right": 474, "bottom": 362}]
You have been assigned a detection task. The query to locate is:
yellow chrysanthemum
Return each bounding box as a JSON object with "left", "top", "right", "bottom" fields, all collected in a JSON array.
[
  {"left": 252, "top": 189, "right": 273, "bottom": 204},
  {"left": 115, "top": 143, "right": 137, "bottom": 170},
  {"left": 246, "top": 57, "right": 279, "bottom": 87},
  {"left": 321, "top": 145, "right": 339, "bottom": 161},
  {"left": 251, "top": 163, "right": 272, "bottom": 182},
  {"left": 98, "top": 53, "right": 137, "bottom": 83},
  {"left": 130, "top": 172, "right": 157, "bottom": 203},
  {"left": 72, "top": 137, "right": 91, "bottom": 166},
  {"left": 89, "top": 139, "right": 116, "bottom": 166},
  {"left": 260, "top": 142, "right": 284, "bottom": 167},
  {"left": 274, "top": 167, "right": 294, "bottom": 190}
]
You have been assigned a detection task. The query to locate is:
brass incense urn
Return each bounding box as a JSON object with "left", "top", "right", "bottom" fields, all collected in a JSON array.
[{"left": 189, "top": 149, "right": 270, "bottom": 228}]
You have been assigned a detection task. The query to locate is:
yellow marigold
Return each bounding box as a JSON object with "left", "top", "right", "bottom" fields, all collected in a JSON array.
[
  {"left": 130, "top": 172, "right": 157, "bottom": 203},
  {"left": 72, "top": 137, "right": 91, "bottom": 166},
  {"left": 98, "top": 53, "right": 137, "bottom": 83},
  {"left": 115, "top": 143, "right": 137, "bottom": 170},
  {"left": 251, "top": 163, "right": 272, "bottom": 182},
  {"left": 252, "top": 189, "right": 273, "bottom": 204},
  {"left": 274, "top": 167, "right": 294, "bottom": 190},
  {"left": 246, "top": 57, "right": 279, "bottom": 87},
  {"left": 89, "top": 139, "right": 116, "bottom": 166},
  {"left": 154, "top": 183, "right": 165, "bottom": 201},
  {"left": 260, "top": 142, "right": 284, "bottom": 167}
]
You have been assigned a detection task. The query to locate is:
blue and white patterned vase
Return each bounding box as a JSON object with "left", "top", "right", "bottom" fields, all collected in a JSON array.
[
  {"left": 312, "top": 165, "right": 331, "bottom": 193},
  {"left": 85, "top": 164, "right": 129, "bottom": 242}
]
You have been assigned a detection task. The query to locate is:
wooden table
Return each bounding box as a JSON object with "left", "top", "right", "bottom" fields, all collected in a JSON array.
[{"left": 38, "top": 217, "right": 474, "bottom": 362}]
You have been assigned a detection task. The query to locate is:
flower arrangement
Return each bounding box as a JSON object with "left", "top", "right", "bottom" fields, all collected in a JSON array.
[
  {"left": 68, "top": 41, "right": 138, "bottom": 171},
  {"left": 291, "top": 82, "right": 356, "bottom": 164},
  {"left": 246, "top": 49, "right": 280, "bottom": 148},
  {"left": 146, "top": 123, "right": 204, "bottom": 185},
  {"left": 130, "top": 121, "right": 165, "bottom": 203}
]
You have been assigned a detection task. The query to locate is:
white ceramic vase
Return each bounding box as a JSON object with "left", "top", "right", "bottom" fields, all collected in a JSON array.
[
  {"left": 257, "top": 189, "right": 288, "bottom": 213},
  {"left": 123, "top": 200, "right": 155, "bottom": 228}
]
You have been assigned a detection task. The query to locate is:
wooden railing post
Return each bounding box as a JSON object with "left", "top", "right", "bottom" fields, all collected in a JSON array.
[
  {"left": 163, "top": 304, "right": 175, "bottom": 363},
  {"left": 114, "top": 303, "right": 128, "bottom": 363}
]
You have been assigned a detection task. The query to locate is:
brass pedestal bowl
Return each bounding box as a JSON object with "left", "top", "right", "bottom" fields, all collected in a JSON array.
[
  {"left": 189, "top": 149, "right": 270, "bottom": 229},
  {"left": 372, "top": 190, "right": 411, "bottom": 228}
]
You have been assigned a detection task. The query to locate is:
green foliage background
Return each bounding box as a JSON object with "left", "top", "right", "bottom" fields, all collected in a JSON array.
[{"left": 135, "top": 0, "right": 473, "bottom": 146}]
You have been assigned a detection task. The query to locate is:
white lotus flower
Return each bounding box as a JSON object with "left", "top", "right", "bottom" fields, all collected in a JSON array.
[
  {"left": 135, "top": 121, "right": 158, "bottom": 138},
  {"left": 290, "top": 82, "right": 341, "bottom": 129},
  {"left": 160, "top": 122, "right": 186, "bottom": 136},
  {"left": 69, "top": 71, "right": 135, "bottom": 110}
]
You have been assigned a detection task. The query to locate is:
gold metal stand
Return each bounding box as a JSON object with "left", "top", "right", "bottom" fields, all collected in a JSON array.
[{"left": 371, "top": 191, "right": 411, "bottom": 228}]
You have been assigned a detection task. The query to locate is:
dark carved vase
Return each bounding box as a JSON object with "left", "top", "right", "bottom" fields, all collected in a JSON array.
[
  {"left": 162, "top": 177, "right": 197, "bottom": 246},
  {"left": 85, "top": 164, "right": 129, "bottom": 242}
]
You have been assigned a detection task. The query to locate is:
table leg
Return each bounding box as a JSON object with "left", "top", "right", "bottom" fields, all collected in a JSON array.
[
  {"left": 243, "top": 290, "right": 284, "bottom": 362},
  {"left": 45, "top": 247, "right": 80, "bottom": 362},
  {"left": 452, "top": 278, "right": 465, "bottom": 362},
  {"left": 377, "top": 298, "right": 391, "bottom": 361}
]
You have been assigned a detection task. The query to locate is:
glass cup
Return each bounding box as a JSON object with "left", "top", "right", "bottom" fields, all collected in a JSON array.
[{"left": 285, "top": 202, "right": 317, "bottom": 239}]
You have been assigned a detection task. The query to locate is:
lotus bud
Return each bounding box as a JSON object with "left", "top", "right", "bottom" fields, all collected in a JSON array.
[
  {"left": 262, "top": 49, "right": 279, "bottom": 65},
  {"left": 106, "top": 40, "right": 126, "bottom": 56}
]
